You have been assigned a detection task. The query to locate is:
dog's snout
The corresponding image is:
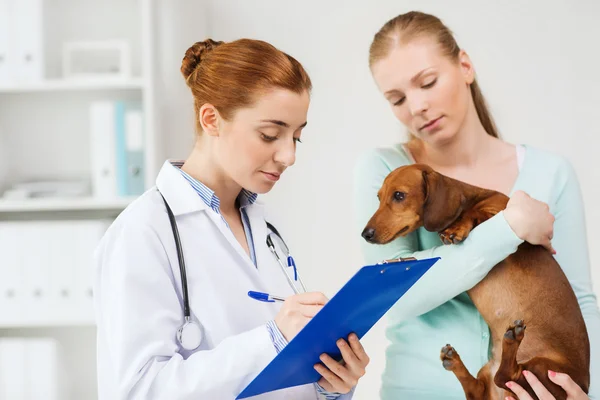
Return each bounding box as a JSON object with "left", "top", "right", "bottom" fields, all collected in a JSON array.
[{"left": 362, "top": 227, "right": 376, "bottom": 242}]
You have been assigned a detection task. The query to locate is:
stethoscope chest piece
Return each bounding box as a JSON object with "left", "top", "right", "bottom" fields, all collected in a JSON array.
[{"left": 177, "top": 316, "right": 203, "bottom": 351}]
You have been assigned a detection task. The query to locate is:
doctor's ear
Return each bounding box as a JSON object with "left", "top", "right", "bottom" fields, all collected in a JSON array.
[{"left": 198, "top": 103, "right": 221, "bottom": 137}]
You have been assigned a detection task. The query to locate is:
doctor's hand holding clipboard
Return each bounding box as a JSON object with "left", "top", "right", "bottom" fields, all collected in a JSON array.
[
  {"left": 93, "top": 37, "right": 369, "bottom": 400},
  {"left": 267, "top": 291, "right": 370, "bottom": 394}
]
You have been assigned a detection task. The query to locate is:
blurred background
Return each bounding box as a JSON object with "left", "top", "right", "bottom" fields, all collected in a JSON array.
[{"left": 0, "top": 0, "right": 598, "bottom": 398}]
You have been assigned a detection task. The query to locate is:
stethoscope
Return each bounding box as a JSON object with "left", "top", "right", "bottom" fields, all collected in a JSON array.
[
  {"left": 160, "top": 193, "right": 305, "bottom": 351},
  {"left": 265, "top": 221, "right": 307, "bottom": 295}
]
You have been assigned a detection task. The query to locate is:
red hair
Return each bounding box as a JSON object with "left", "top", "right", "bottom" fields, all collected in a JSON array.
[{"left": 181, "top": 38, "right": 312, "bottom": 133}]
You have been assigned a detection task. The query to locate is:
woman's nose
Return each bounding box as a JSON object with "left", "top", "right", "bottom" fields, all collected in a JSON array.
[
  {"left": 408, "top": 94, "right": 429, "bottom": 116},
  {"left": 274, "top": 140, "right": 296, "bottom": 167}
]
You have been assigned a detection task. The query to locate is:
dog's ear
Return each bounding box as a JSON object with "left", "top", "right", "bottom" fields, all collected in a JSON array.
[{"left": 422, "top": 169, "right": 465, "bottom": 232}]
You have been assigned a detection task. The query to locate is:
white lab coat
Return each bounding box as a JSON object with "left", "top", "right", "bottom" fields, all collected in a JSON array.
[{"left": 93, "top": 162, "right": 350, "bottom": 400}]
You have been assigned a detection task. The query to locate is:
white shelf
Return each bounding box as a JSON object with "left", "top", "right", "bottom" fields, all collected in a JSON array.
[
  {"left": 0, "top": 307, "right": 95, "bottom": 329},
  {"left": 0, "top": 315, "right": 96, "bottom": 329},
  {"left": 0, "top": 197, "right": 136, "bottom": 213},
  {"left": 0, "top": 78, "right": 146, "bottom": 93}
]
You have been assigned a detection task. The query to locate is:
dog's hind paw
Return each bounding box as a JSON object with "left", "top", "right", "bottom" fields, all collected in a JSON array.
[
  {"left": 504, "top": 319, "right": 526, "bottom": 342},
  {"left": 440, "top": 344, "right": 462, "bottom": 371}
]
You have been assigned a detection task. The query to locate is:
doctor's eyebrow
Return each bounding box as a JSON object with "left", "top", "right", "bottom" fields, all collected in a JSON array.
[{"left": 260, "top": 119, "right": 308, "bottom": 129}]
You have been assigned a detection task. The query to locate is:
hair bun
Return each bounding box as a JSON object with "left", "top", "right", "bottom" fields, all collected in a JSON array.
[{"left": 181, "top": 39, "right": 224, "bottom": 81}]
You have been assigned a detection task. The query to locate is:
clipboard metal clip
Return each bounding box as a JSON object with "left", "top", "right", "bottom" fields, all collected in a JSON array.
[{"left": 377, "top": 257, "right": 416, "bottom": 265}]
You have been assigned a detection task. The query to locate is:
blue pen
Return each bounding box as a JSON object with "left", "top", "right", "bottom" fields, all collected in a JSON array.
[{"left": 248, "top": 291, "right": 286, "bottom": 303}]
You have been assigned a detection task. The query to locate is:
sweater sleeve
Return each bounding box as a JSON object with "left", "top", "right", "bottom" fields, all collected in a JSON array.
[
  {"left": 549, "top": 160, "right": 600, "bottom": 398},
  {"left": 352, "top": 148, "right": 524, "bottom": 320}
]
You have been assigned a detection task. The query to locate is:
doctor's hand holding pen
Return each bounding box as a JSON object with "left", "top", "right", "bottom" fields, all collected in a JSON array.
[{"left": 272, "top": 291, "right": 370, "bottom": 394}]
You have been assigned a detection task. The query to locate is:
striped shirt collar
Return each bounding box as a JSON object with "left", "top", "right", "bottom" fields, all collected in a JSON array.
[{"left": 170, "top": 161, "right": 258, "bottom": 212}]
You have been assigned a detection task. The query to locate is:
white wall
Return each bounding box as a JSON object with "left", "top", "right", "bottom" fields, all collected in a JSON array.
[
  {"left": 153, "top": 0, "right": 208, "bottom": 162},
  {"left": 0, "top": 123, "right": 6, "bottom": 192},
  {"left": 160, "top": 1, "right": 600, "bottom": 398}
]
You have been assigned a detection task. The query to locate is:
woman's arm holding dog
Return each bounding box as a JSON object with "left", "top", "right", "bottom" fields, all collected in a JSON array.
[
  {"left": 352, "top": 149, "right": 549, "bottom": 320},
  {"left": 549, "top": 160, "right": 600, "bottom": 399}
]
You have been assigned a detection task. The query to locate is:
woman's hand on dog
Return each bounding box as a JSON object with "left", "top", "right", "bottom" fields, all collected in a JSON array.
[
  {"left": 504, "top": 190, "right": 556, "bottom": 254},
  {"left": 505, "top": 369, "right": 589, "bottom": 400}
]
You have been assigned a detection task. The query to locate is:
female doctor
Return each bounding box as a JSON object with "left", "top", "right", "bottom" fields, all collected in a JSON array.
[{"left": 93, "top": 38, "right": 369, "bottom": 400}]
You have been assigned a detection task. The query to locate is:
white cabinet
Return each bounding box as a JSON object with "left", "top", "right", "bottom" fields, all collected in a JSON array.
[{"left": 0, "top": 1, "right": 160, "bottom": 398}]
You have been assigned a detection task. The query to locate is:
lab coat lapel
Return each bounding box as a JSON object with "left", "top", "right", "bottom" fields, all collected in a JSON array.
[
  {"left": 157, "top": 162, "right": 251, "bottom": 269},
  {"left": 204, "top": 209, "right": 258, "bottom": 272},
  {"left": 243, "top": 203, "right": 267, "bottom": 268},
  {"left": 156, "top": 161, "right": 209, "bottom": 215}
]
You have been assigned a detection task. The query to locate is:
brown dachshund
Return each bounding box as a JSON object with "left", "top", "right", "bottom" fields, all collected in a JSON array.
[{"left": 361, "top": 164, "right": 590, "bottom": 400}]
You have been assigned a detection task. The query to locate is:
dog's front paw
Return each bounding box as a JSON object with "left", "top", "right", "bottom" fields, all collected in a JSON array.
[
  {"left": 440, "top": 344, "right": 462, "bottom": 371},
  {"left": 504, "top": 319, "right": 526, "bottom": 343},
  {"left": 439, "top": 224, "right": 470, "bottom": 244}
]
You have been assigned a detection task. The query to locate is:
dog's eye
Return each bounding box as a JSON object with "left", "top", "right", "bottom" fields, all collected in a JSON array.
[{"left": 393, "top": 191, "right": 406, "bottom": 201}]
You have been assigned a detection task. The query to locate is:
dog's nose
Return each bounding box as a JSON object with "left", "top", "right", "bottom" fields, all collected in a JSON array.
[{"left": 362, "top": 227, "right": 376, "bottom": 242}]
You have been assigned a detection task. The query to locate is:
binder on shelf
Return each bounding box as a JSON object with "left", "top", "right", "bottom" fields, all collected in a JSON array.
[
  {"left": 89, "top": 100, "right": 145, "bottom": 199},
  {"left": 0, "top": 338, "right": 66, "bottom": 400},
  {"left": 0, "top": 339, "right": 26, "bottom": 399},
  {"left": 72, "top": 219, "right": 111, "bottom": 306},
  {"left": 12, "top": 0, "right": 44, "bottom": 83},
  {"left": 0, "top": 222, "right": 24, "bottom": 322},
  {"left": 123, "top": 105, "right": 145, "bottom": 196},
  {"left": 48, "top": 222, "right": 76, "bottom": 311},
  {"left": 0, "top": 0, "right": 12, "bottom": 85},
  {"left": 0, "top": 220, "right": 107, "bottom": 326},
  {"left": 115, "top": 102, "right": 145, "bottom": 197},
  {"left": 21, "top": 222, "right": 52, "bottom": 315},
  {"left": 89, "top": 101, "right": 118, "bottom": 198},
  {"left": 26, "top": 338, "right": 67, "bottom": 400}
]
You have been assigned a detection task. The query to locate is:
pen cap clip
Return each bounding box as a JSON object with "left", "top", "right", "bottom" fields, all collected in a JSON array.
[{"left": 248, "top": 291, "right": 274, "bottom": 302}]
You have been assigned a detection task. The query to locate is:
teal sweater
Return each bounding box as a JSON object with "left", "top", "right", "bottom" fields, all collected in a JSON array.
[{"left": 353, "top": 144, "right": 599, "bottom": 399}]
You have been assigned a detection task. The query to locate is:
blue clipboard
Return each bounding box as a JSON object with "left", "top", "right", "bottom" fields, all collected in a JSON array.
[{"left": 236, "top": 256, "right": 440, "bottom": 399}]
